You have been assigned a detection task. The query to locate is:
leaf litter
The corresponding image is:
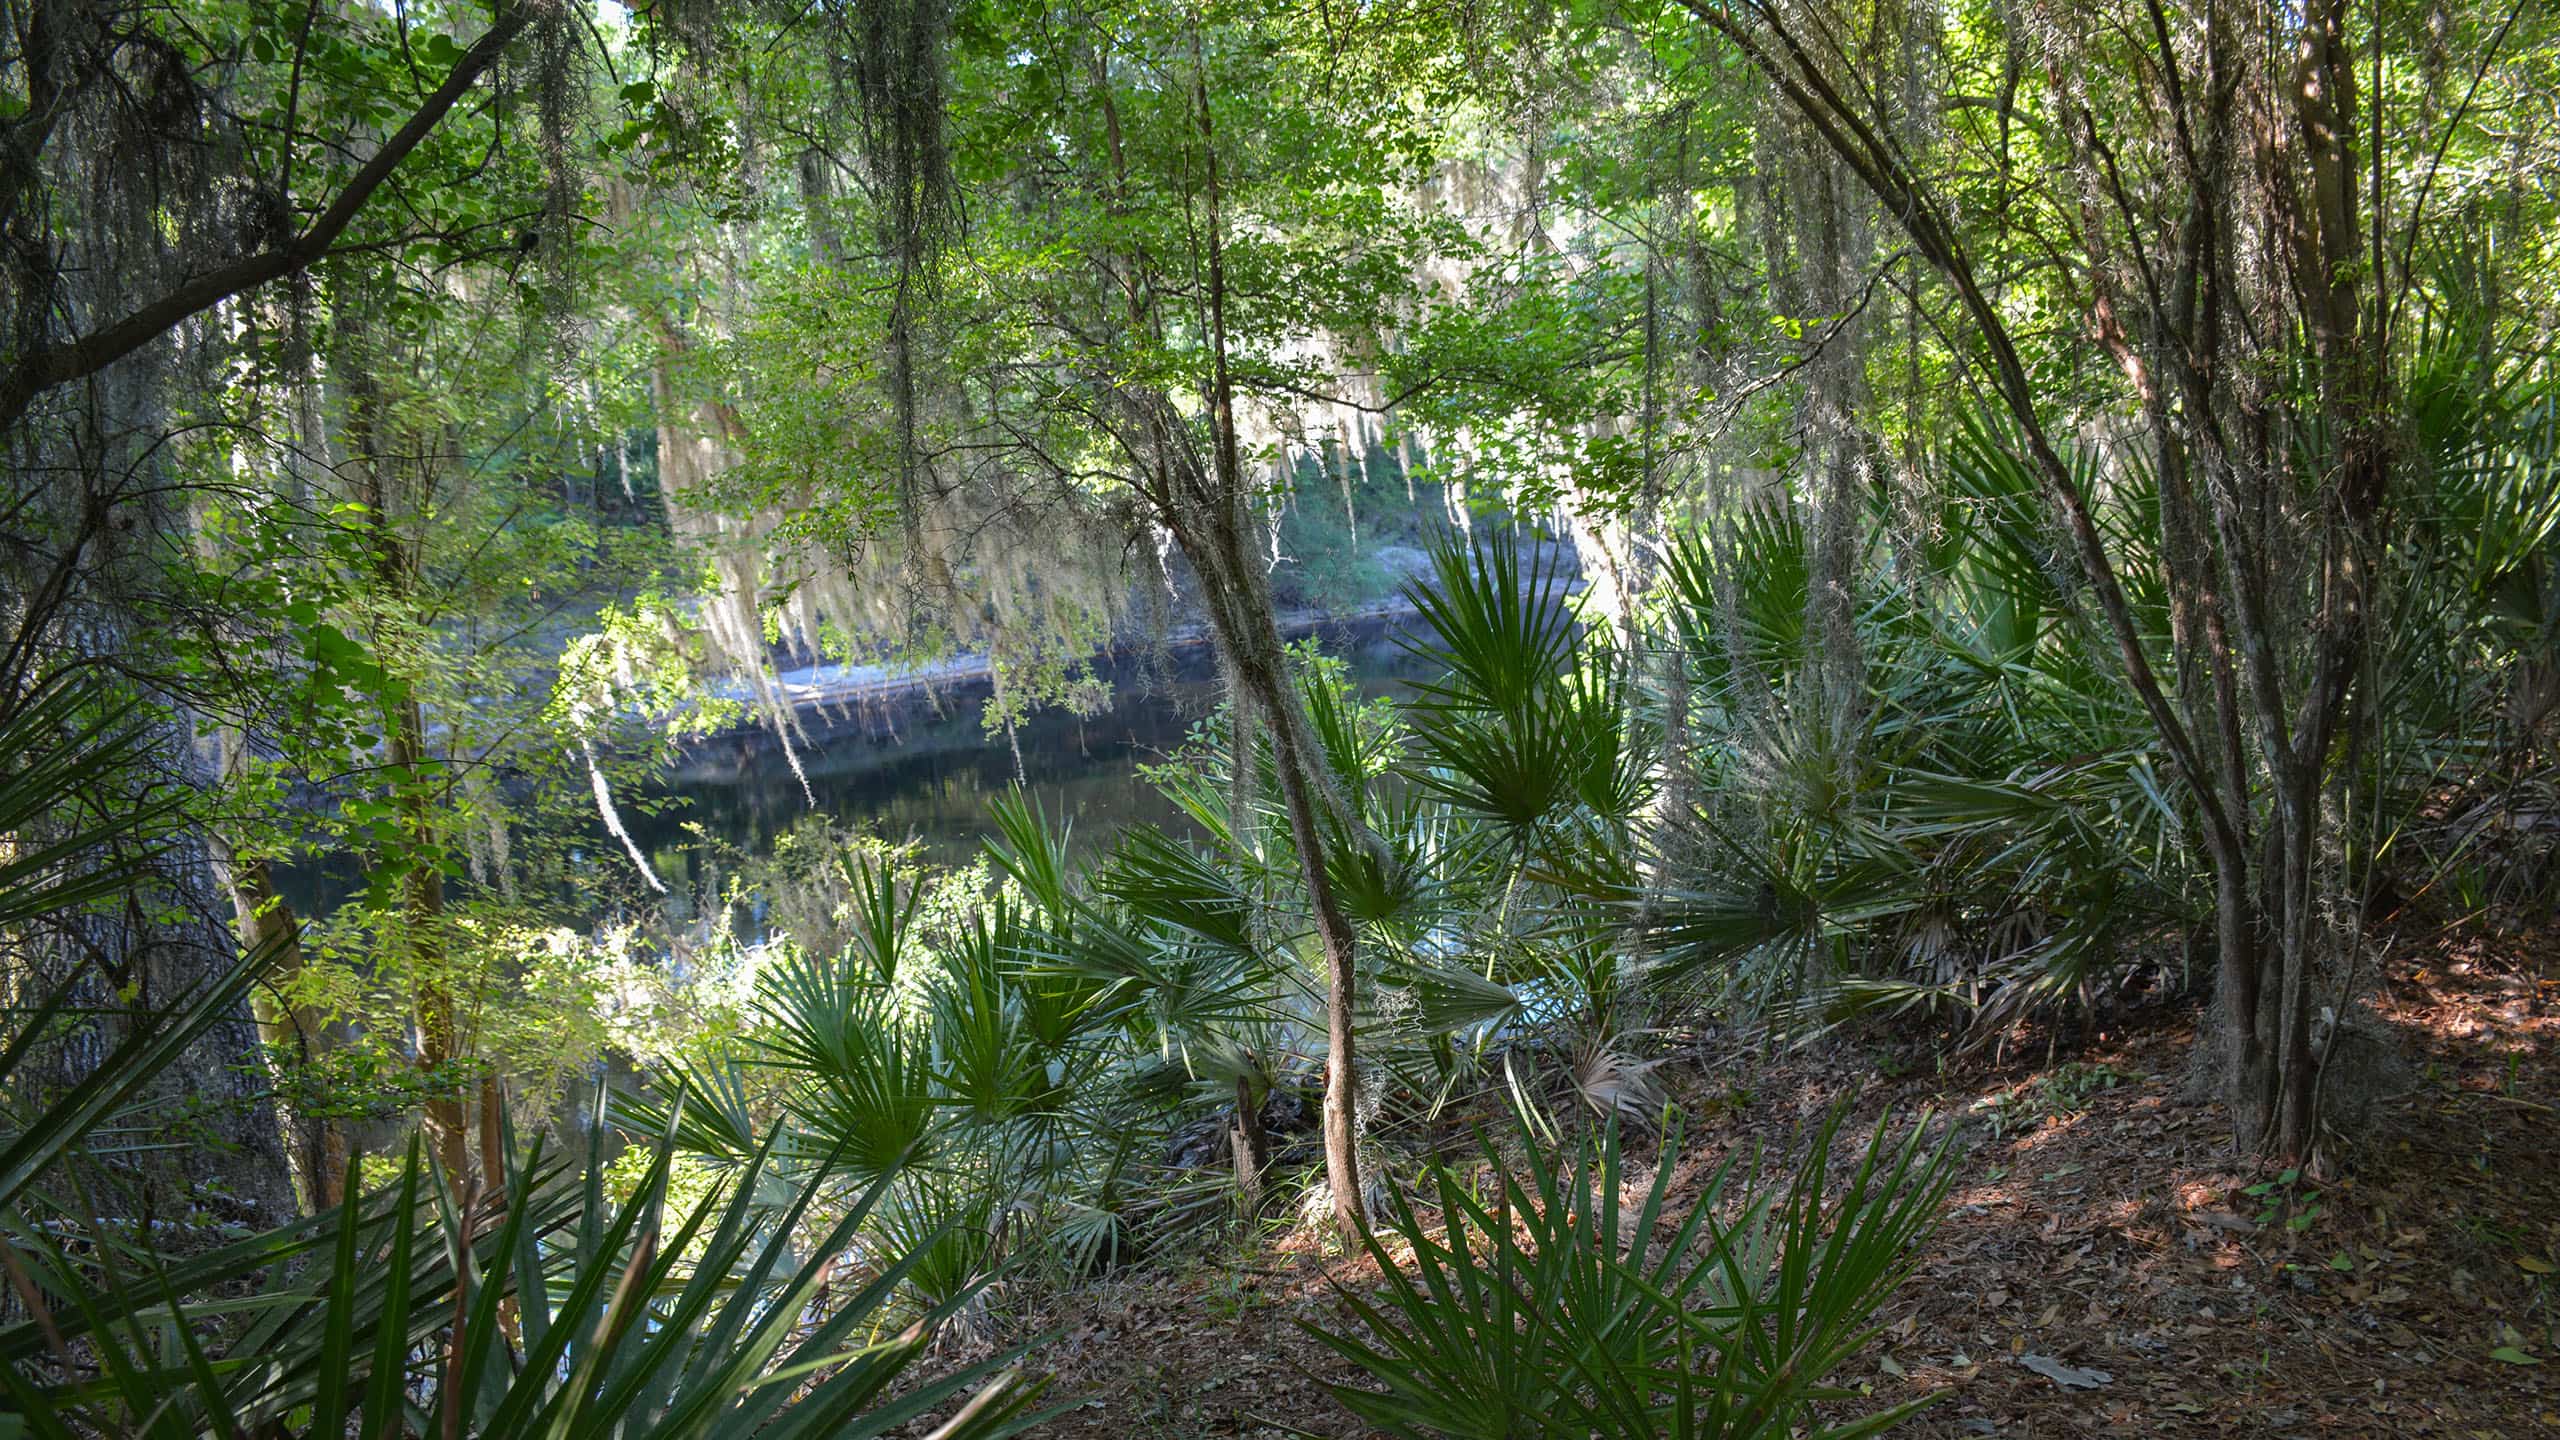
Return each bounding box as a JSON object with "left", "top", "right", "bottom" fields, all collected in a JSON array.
[{"left": 889, "top": 924, "right": 2559, "bottom": 1437}]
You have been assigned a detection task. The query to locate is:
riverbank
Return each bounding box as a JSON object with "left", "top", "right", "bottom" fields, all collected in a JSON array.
[
  {"left": 696, "top": 537, "right": 1585, "bottom": 736},
  {"left": 640, "top": 603, "right": 1446, "bottom": 878},
  {"left": 701, "top": 597, "right": 1438, "bottom": 725}
]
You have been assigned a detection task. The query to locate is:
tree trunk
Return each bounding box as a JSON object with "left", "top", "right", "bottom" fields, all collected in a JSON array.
[
  {"left": 1231, "top": 1071, "right": 1269, "bottom": 1217},
  {"left": 1137, "top": 383, "right": 1367, "bottom": 1233},
  {"left": 1263, "top": 684, "right": 1368, "bottom": 1238},
  {"left": 1180, "top": 45, "right": 1367, "bottom": 1235},
  {"left": 2212, "top": 852, "right": 2276, "bottom": 1150},
  {"left": 1184, "top": 532, "right": 1368, "bottom": 1236},
  {"left": 394, "top": 690, "right": 471, "bottom": 1189},
  {"left": 349, "top": 368, "right": 473, "bottom": 1192},
  {"left": 217, "top": 850, "right": 348, "bottom": 1212}
]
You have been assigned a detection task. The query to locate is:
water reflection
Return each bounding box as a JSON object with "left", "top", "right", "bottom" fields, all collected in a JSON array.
[
  {"left": 629, "top": 612, "right": 1437, "bottom": 890},
  {"left": 270, "top": 615, "right": 1437, "bottom": 925}
]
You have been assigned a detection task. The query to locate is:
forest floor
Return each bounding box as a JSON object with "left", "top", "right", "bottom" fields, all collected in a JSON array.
[{"left": 933, "top": 925, "right": 2560, "bottom": 1438}]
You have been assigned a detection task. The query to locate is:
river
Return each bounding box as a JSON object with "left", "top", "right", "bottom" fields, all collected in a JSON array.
[
  {"left": 267, "top": 611, "right": 1442, "bottom": 924},
  {"left": 625, "top": 610, "right": 1441, "bottom": 899}
]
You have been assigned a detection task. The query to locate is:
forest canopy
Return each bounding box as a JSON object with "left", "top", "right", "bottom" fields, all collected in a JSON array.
[{"left": 4, "top": 0, "right": 2558, "bottom": 1434}]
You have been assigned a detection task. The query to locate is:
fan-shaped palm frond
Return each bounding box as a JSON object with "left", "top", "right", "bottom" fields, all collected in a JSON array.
[
  {"left": 1402, "top": 528, "right": 1579, "bottom": 720},
  {"left": 1403, "top": 529, "right": 1645, "bottom": 842},
  {"left": 985, "top": 788, "right": 1077, "bottom": 915},
  {"left": 1373, "top": 953, "right": 1523, "bottom": 1038},
  {"left": 4, "top": 1117, "right": 1048, "bottom": 1439},
  {"left": 1298, "top": 649, "right": 1403, "bottom": 802},
  {"left": 930, "top": 901, "right": 1077, "bottom": 1130},
  {"left": 839, "top": 848, "right": 921, "bottom": 985},
  {"left": 1306, "top": 1102, "right": 1952, "bottom": 1439},
  {"left": 1100, "top": 825, "right": 1257, "bottom": 955},
  {"left": 1658, "top": 502, "right": 1811, "bottom": 698},
  {"left": 872, "top": 1172, "right": 1007, "bottom": 1316},
  {"left": 753, "top": 951, "right": 938, "bottom": 1177},
  {"left": 612, "top": 1054, "right": 774, "bottom": 1166},
  {"left": 1325, "top": 784, "right": 1451, "bottom": 931}
]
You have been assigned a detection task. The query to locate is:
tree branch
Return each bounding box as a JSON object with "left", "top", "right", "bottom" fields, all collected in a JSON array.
[{"left": 0, "top": 6, "right": 530, "bottom": 436}]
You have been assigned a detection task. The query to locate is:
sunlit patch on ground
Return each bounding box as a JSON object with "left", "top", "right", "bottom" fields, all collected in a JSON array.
[{"left": 893, "top": 927, "right": 2559, "bottom": 1438}]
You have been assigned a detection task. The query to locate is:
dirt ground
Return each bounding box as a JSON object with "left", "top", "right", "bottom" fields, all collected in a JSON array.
[{"left": 928, "top": 926, "right": 2560, "bottom": 1438}]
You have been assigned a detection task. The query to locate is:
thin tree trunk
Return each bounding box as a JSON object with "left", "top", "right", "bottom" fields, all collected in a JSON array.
[
  {"left": 1231, "top": 1071, "right": 1269, "bottom": 1216},
  {"left": 394, "top": 691, "right": 471, "bottom": 1188},
  {"left": 1179, "top": 512, "right": 1368, "bottom": 1236},
  {"left": 1143, "top": 461, "right": 1368, "bottom": 1233},
  {"left": 218, "top": 851, "right": 348, "bottom": 1212},
  {"left": 1187, "top": 43, "right": 1366, "bottom": 1234},
  {"left": 2213, "top": 852, "right": 2275, "bottom": 1149},
  {"left": 1267, "top": 676, "right": 1366, "bottom": 1236},
  {"left": 350, "top": 368, "right": 472, "bottom": 1191}
]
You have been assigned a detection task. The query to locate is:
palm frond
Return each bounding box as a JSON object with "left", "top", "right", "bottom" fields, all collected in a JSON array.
[{"left": 1305, "top": 1102, "right": 1952, "bottom": 1438}]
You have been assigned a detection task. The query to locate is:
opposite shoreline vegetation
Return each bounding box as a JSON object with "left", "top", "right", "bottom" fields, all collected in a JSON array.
[{"left": 690, "top": 538, "right": 1585, "bottom": 739}]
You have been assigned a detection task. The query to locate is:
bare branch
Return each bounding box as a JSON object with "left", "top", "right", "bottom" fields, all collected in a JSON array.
[{"left": 0, "top": 6, "right": 531, "bottom": 435}]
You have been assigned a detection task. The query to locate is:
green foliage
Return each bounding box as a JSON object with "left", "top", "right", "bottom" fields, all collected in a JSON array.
[
  {"left": 1615, "top": 418, "right": 2190, "bottom": 1035},
  {"left": 2242, "top": 1167, "right": 2328, "bottom": 1236},
  {"left": 3, "top": 1124, "right": 1046, "bottom": 1439},
  {"left": 646, "top": 800, "right": 1292, "bottom": 1307},
  {"left": 1307, "top": 1103, "right": 1954, "bottom": 1438},
  {"left": 21, "top": 0, "right": 2560, "bottom": 1430},
  {"left": 1403, "top": 530, "right": 1651, "bottom": 853},
  {"left": 0, "top": 674, "right": 1042, "bottom": 1440},
  {"left": 753, "top": 949, "right": 941, "bottom": 1178}
]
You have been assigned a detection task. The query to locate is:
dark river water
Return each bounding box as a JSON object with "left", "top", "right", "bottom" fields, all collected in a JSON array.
[
  {"left": 624, "top": 611, "right": 1438, "bottom": 898},
  {"left": 267, "top": 612, "right": 1439, "bottom": 924}
]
